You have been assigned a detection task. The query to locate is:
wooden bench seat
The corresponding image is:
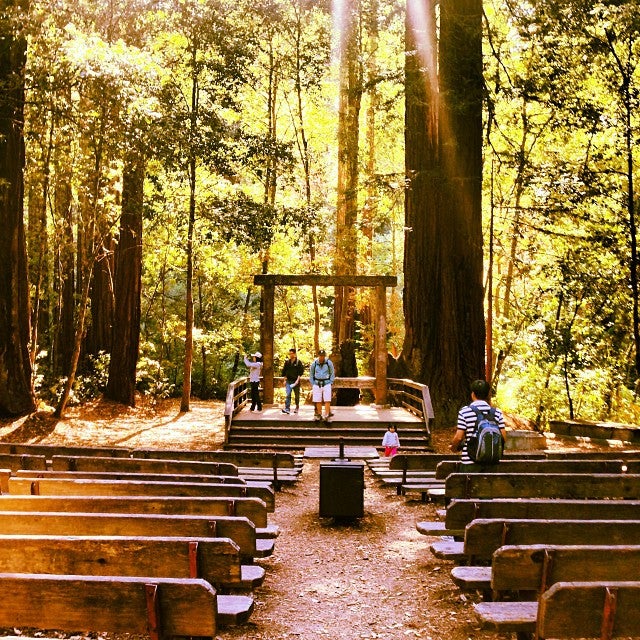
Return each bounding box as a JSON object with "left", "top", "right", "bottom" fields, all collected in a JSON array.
[
  {"left": 8, "top": 476, "right": 276, "bottom": 512},
  {"left": 16, "top": 469, "right": 247, "bottom": 485},
  {"left": 0, "top": 573, "right": 218, "bottom": 638},
  {"left": 133, "top": 449, "right": 302, "bottom": 490},
  {"left": 417, "top": 498, "right": 640, "bottom": 539},
  {"left": 451, "top": 544, "right": 640, "bottom": 594},
  {"left": 52, "top": 454, "right": 239, "bottom": 477},
  {"left": 433, "top": 518, "right": 640, "bottom": 564},
  {"left": 0, "top": 533, "right": 265, "bottom": 592},
  {"left": 475, "top": 581, "right": 640, "bottom": 638},
  {"left": 444, "top": 472, "right": 640, "bottom": 500},
  {"left": 0, "top": 511, "right": 272, "bottom": 562},
  {"left": 0, "top": 443, "right": 131, "bottom": 458},
  {"left": 434, "top": 458, "right": 640, "bottom": 480},
  {"left": 0, "top": 494, "right": 273, "bottom": 530}
]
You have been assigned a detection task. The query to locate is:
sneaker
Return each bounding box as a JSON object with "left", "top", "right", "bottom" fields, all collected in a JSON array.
[
  {"left": 328, "top": 412, "right": 335, "bottom": 417},
  {"left": 314, "top": 413, "right": 321, "bottom": 421},
  {"left": 282, "top": 408, "right": 290, "bottom": 414},
  {"left": 293, "top": 407, "right": 299, "bottom": 414}
]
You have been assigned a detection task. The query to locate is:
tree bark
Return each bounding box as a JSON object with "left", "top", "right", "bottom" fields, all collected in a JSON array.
[
  {"left": 105, "top": 151, "right": 144, "bottom": 406},
  {"left": 0, "top": 0, "right": 36, "bottom": 415},
  {"left": 402, "top": 0, "right": 485, "bottom": 425},
  {"left": 334, "top": 0, "right": 362, "bottom": 356}
]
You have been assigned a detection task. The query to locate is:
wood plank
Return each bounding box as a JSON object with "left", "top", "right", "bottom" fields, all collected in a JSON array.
[
  {"left": 445, "top": 473, "right": 640, "bottom": 500},
  {"left": 8, "top": 477, "right": 275, "bottom": 512},
  {"left": 435, "top": 458, "right": 638, "bottom": 480},
  {"left": 0, "top": 534, "right": 249, "bottom": 589},
  {"left": 16, "top": 470, "right": 247, "bottom": 485},
  {"left": 445, "top": 498, "right": 640, "bottom": 532},
  {"left": 0, "top": 443, "right": 131, "bottom": 458},
  {"left": 537, "top": 581, "right": 640, "bottom": 638},
  {"left": 0, "top": 495, "right": 269, "bottom": 527},
  {"left": 0, "top": 454, "right": 48, "bottom": 472},
  {"left": 133, "top": 449, "right": 298, "bottom": 469},
  {"left": 52, "top": 455, "right": 239, "bottom": 476},
  {"left": 492, "top": 544, "right": 640, "bottom": 592},
  {"left": 253, "top": 274, "right": 398, "bottom": 287},
  {"left": 464, "top": 519, "right": 640, "bottom": 562},
  {"left": 474, "top": 600, "right": 538, "bottom": 633},
  {"left": 0, "top": 574, "right": 218, "bottom": 637},
  {"left": 0, "top": 512, "right": 262, "bottom": 561}
]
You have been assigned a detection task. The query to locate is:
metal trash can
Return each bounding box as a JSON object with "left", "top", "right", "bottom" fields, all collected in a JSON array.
[{"left": 319, "top": 460, "right": 364, "bottom": 519}]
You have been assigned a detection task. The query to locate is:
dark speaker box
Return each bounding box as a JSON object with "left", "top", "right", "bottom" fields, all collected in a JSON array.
[{"left": 319, "top": 461, "right": 364, "bottom": 518}]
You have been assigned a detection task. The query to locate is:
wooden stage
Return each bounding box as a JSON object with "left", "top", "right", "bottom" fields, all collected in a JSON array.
[{"left": 237, "top": 404, "right": 423, "bottom": 423}]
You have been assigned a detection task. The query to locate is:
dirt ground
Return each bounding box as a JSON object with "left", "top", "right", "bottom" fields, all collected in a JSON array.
[{"left": 0, "top": 397, "right": 619, "bottom": 640}]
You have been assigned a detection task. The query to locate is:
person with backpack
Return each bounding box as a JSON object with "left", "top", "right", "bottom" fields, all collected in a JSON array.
[
  {"left": 450, "top": 379, "right": 506, "bottom": 464},
  {"left": 309, "top": 349, "right": 335, "bottom": 421}
]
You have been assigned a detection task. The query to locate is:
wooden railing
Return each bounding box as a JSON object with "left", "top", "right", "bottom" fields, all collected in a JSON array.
[
  {"left": 387, "top": 378, "right": 434, "bottom": 429},
  {"left": 224, "top": 375, "right": 433, "bottom": 434}
]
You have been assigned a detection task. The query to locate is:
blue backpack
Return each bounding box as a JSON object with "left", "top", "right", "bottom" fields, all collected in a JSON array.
[{"left": 467, "top": 407, "right": 503, "bottom": 464}]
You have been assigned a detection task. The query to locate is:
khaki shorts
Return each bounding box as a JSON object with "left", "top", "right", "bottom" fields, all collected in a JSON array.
[{"left": 312, "top": 383, "right": 332, "bottom": 403}]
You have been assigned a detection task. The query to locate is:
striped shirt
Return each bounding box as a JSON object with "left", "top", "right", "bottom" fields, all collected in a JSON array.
[{"left": 456, "top": 400, "right": 505, "bottom": 463}]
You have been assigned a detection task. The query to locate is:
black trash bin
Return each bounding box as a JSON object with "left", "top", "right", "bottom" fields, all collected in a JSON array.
[{"left": 319, "top": 460, "right": 364, "bottom": 519}]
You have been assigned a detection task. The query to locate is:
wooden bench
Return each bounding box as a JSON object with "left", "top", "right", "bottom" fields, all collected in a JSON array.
[
  {"left": 432, "top": 518, "right": 640, "bottom": 564},
  {"left": 0, "top": 534, "right": 261, "bottom": 614},
  {"left": 0, "top": 494, "right": 275, "bottom": 533},
  {"left": 0, "top": 511, "right": 274, "bottom": 562},
  {"left": 475, "top": 580, "right": 640, "bottom": 639},
  {"left": 52, "top": 454, "right": 240, "bottom": 477},
  {"left": 0, "top": 443, "right": 132, "bottom": 458},
  {"left": 16, "top": 469, "right": 247, "bottom": 485},
  {"left": 0, "top": 573, "right": 218, "bottom": 638},
  {"left": 417, "top": 498, "right": 640, "bottom": 539},
  {"left": 452, "top": 543, "right": 640, "bottom": 597},
  {"left": 133, "top": 449, "right": 302, "bottom": 490},
  {"left": 8, "top": 476, "right": 276, "bottom": 512},
  {"left": 440, "top": 472, "right": 640, "bottom": 501},
  {"left": 434, "top": 458, "right": 640, "bottom": 480},
  {"left": 372, "top": 454, "right": 456, "bottom": 495}
]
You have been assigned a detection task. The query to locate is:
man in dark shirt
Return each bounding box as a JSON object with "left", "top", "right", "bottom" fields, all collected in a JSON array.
[{"left": 281, "top": 348, "right": 304, "bottom": 414}]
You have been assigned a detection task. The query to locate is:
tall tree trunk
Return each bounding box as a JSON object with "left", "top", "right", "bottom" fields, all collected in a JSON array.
[
  {"left": 334, "top": 0, "right": 362, "bottom": 397},
  {"left": 0, "top": 0, "right": 36, "bottom": 415},
  {"left": 105, "top": 150, "right": 144, "bottom": 406},
  {"left": 85, "top": 235, "right": 114, "bottom": 356},
  {"left": 180, "top": 55, "right": 198, "bottom": 413},
  {"left": 334, "top": 0, "right": 361, "bottom": 340},
  {"left": 402, "top": 0, "right": 485, "bottom": 425}
]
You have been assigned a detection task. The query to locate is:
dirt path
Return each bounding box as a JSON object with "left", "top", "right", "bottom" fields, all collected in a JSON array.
[{"left": 223, "top": 459, "right": 492, "bottom": 640}]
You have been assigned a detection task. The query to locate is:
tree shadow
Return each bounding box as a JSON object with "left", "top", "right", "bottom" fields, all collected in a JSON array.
[{"left": 0, "top": 411, "right": 59, "bottom": 443}]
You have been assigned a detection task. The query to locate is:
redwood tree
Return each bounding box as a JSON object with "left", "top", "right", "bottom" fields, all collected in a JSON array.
[
  {"left": 0, "top": 0, "right": 36, "bottom": 415},
  {"left": 401, "top": 0, "right": 485, "bottom": 425},
  {"left": 105, "top": 150, "right": 144, "bottom": 406}
]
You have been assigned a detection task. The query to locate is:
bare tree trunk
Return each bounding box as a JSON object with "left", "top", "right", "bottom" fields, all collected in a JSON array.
[
  {"left": 0, "top": 0, "right": 36, "bottom": 415},
  {"left": 105, "top": 150, "right": 144, "bottom": 406},
  {"left": 402, "top": 0, "right": 485, "bottom": 425},
  {"left": 334, "top": 0, "right": 362, "bottom": 392},
  {"left": 180, "top": 54, "right": 198, "bottom": 413}
]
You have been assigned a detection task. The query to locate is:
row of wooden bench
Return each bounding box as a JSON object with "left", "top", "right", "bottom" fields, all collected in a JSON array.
[
  {"left": 0, "top": 443, "right": 292, "bottom": 638},
  {"left": 0, "top": 442, "right": 304, "bottom": 489},
  {"left": 412, "top": 451, "right": 640, "bottom": 639}
]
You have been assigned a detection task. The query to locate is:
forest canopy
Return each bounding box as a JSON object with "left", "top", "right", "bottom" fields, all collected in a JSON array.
[{"left": 2, "top": 0, "right": 640, "bottom": 427}]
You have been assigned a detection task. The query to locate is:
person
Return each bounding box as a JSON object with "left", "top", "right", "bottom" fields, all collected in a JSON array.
[
  {"left": 309, "top": 349, "right": 335, "bottom": 421},
  {"left": 243, "top": 351, "right": 263, "bottom": 411},
  {"left": 450, "top": 379, "right": 506, "bottom": 463},
  {"left": 281, "top": 348, "right": 304, "bottom": 414},
  {"left": 382, "top": 424, "right": 400, "bottom": 457}
]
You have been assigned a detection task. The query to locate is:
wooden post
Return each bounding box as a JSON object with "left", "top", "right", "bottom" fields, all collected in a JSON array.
[
  {"left": 375, "top": 285, "right": 388, "bottom": 405},
  {"left": 262, "top": 282, "right": 275, "bottom": 404}
]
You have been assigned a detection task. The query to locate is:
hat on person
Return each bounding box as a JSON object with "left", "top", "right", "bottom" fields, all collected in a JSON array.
[
  {"left": 251, "top": 351, "right": 262, "bottom": 358},
  {"left": 318, "top": 349, "right": 326, "bottom": 356}
]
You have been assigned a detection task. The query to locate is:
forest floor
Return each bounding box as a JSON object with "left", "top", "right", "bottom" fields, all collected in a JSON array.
[{"left": 0, "top": 396, "right": 623, "bottom": 640}]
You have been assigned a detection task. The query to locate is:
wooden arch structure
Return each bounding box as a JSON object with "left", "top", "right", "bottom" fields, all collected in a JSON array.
[{"left": 253, "top": 274, "right": 398, "bottom": 406}]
